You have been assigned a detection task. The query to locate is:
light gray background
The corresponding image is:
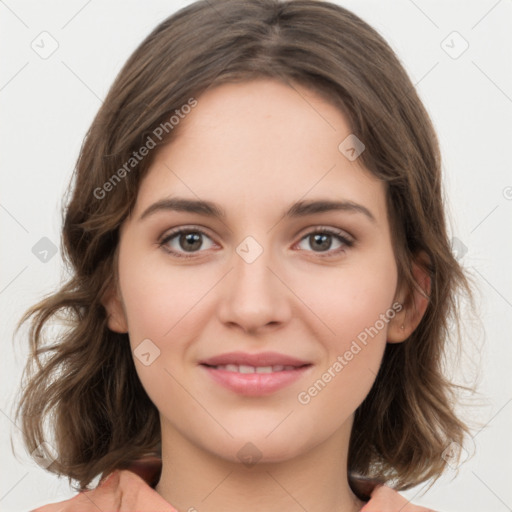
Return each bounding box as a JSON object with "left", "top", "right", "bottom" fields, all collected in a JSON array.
[{"left": 1, "top": 1, "right": 511, "bottom": 511}]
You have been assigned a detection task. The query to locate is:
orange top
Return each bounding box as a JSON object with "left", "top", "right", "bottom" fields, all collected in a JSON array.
[{"left": 31, "top": 456, "right": 436, "bottom": 512}]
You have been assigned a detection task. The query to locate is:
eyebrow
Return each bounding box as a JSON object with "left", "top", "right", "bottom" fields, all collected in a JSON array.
[{"left": 138, "top": 197, "right": 376, "bottom": 223}]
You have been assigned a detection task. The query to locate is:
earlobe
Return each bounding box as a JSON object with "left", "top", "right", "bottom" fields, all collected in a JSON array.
[
  {"left": 388, "top": 251, "right": 431, "bottom": 343},
  {"left": 102, "top": 285, "right": 129, "bottom": 333}
]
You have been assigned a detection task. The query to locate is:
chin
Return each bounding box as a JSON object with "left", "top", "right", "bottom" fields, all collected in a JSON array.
[{"left": 202, "top": 428, "right": 318, "bottom": 467}]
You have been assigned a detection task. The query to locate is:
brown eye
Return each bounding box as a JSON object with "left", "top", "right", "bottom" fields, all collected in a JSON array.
[
  {"left": 296, "top": 228, "right": 354, "bottom": 256},
  {"left": 160, "top": 228, "right": 215, "bottom": 258}
]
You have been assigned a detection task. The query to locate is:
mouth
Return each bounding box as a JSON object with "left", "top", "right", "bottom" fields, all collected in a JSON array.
[
  {"left": 199, "top": 351, "right": 311, "bottom": 368},
  {"left": 201, "top": 363, "right": 310, "bottom": 373},
  {"left": 198, "top": 353, "right": 313, "bottom": 396}
]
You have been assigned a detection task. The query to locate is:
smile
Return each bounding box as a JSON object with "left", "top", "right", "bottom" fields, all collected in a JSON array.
[
  {"left": 205, "top": 364, "right": 301, "bottom": 373},
  {"left": 200, "top": 363, "right": 313, "bottom": 396}
]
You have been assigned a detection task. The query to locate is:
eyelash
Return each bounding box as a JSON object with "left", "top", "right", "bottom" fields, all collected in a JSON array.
[{"left": 158, "top": 225, "right": 355, "bottom": 260}]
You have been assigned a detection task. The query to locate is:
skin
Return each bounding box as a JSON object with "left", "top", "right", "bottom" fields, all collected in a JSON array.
[{"left": 104, "top": 78, "right": 429, "bottom": 512}]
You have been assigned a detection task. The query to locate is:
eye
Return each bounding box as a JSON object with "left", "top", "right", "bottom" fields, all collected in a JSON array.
[
  {"left": 158, "top": 226, "right": 354, "bottom": 259},
  {"left": 159, "top": 227, "right": 216, "bottom": 258},
  {"left": 296, "top": 227, "right": 354, "bottom": 257}
]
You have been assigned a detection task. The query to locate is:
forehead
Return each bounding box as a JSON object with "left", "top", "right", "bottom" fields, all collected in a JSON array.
[{"left": 133, "top": 78, "right": 387, "bottom": 226}]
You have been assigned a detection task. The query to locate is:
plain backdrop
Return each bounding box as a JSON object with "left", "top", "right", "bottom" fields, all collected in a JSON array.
[{"left": 1, "top": 1, "right": 511, "bottom": 511}]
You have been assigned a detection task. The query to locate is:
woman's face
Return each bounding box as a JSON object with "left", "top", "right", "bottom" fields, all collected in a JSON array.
[{"left": 109, "top": 78, "right": 405, "bottom": 464}]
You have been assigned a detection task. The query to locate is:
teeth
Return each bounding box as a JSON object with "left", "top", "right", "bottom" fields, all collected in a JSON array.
[
  {"left": 256, "top": 366, "right": 273, "bottom": 373},
  {"left": 213, "top": 364, "right": 297, "bottom": 373}
]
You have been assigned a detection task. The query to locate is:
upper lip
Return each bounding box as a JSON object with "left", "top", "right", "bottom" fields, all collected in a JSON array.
[{"left": 200, "top": 351, "right": 311, "bottom": 367}]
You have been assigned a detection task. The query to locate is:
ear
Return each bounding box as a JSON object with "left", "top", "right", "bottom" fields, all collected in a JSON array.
[
  {"left": 102, "top": 283, "right": 129, "bottom": 333},
  {"left": 387, "top": 250, "right": 431, "bottom": 343}
]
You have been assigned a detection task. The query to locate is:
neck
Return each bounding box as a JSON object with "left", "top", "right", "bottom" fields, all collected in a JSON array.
[{"left": 155, "top": 418, "right": 364, "bottom": 512}]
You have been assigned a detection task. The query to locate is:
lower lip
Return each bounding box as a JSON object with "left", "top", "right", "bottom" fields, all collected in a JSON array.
[{"left": 200, "top": 365, "right": 313, "bottom": 396}]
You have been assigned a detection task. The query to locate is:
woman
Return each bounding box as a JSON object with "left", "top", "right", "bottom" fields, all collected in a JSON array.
[{"left": 17, "top": 1, "right": 473, "bottom": 510}]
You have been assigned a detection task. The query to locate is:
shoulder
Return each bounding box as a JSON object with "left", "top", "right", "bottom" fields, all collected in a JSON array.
[
  {"left": 30, "top": 456, "right": 171, "bottom": 512},
  {"left": 30, "top": 467, "right": 175, "bottom": 512},
  {"left": 362, "top": 483, "right": 438, "bottom": 512},
  {"left": 30, "top": 471, "right": 123, "bottom": 511}
]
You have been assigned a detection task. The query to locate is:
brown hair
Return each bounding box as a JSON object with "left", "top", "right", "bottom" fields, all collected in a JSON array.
[{"left": 14, "top": 0, "right": 474, "bottom": 497}]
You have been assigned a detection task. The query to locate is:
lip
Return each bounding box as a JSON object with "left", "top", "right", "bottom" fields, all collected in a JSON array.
[
  {"left": 199, "top": 351, "right": 313, "bottom": 396},
  {"left": 199, "top": 351, "right": 310, "bottom": 367}
]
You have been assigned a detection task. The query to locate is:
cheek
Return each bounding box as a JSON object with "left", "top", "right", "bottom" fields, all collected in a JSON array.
[
  {"left": 293, "top": 254, "right": 398, "bottom": 348},
  {"left": 119, "top": 248, "right": 210, "bottom": 343},
  {"left": 294, "top": 268, "right": 397, "bottom": 432},
  {"left": 117, "top": 254, "right": 209, "bottom": 410},
  {"left": 290, "top": 251, "right": 398, "bottom": 406}
]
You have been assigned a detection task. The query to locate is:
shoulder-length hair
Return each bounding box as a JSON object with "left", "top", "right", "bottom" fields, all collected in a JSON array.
[{"left": 14, "top": 0, "right": 473, "bottom": 497}]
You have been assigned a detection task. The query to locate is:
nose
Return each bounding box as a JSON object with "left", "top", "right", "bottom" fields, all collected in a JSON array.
[{"left": 217, "top": 240, "right": 292, "bottom": 334}]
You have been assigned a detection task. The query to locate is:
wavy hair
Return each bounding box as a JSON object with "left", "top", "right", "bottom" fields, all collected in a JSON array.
[{"left": 14, "top": 0, "right": 474, "bottom": 498}]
